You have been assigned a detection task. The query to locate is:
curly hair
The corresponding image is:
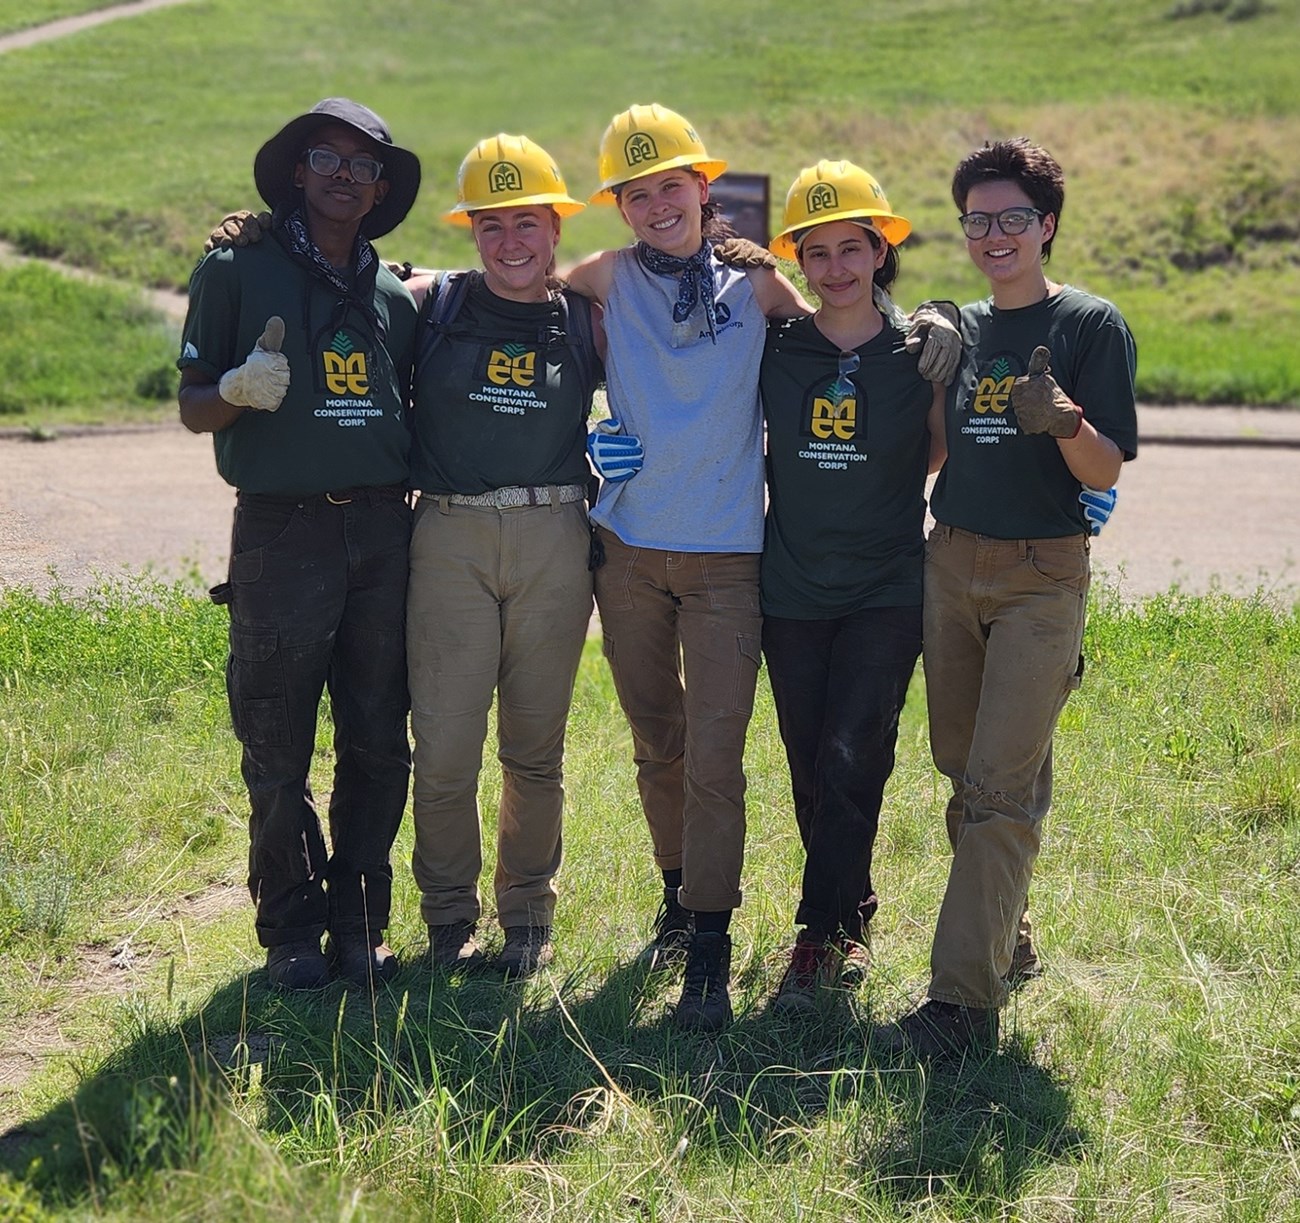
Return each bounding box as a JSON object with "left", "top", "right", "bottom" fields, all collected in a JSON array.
[{"left": 951, "top": 138, "right": 1065, "bottom": 262}]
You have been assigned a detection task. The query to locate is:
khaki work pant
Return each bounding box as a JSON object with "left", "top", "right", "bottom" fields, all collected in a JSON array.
[
  {"left": 407, "top": 496, "right": 593, "bottom": 929},
  {"left": 922, "top": 524, "right": 1089, "bottom": 1009},
  {"left": 594, "top": 528, "right": 762, "bottom": 913}
]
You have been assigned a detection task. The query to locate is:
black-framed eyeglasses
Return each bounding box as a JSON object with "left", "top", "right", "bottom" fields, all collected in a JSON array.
[
  {"left": 828, "top": 349, "right": 860, "bottom": 418},
  {"left": 958, "top": 207, "right": 1044, "bottom": 240},
  {"left": 303, "top": 147, "right": 384, "bottom": 185}
]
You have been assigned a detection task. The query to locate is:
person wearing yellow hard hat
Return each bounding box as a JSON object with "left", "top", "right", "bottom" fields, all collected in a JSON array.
[
  {"left": 877, "top": 138, "right": 1137, "bottom": 1061},
  {"left": 399, "top": 134, "right": 605, "bottom": 981},
  {"left": 566, "top": 103, "right": 812, "bottom": 1033},
  {"left": 757, "top": 159, "right": 948, "bottom": 1017}
]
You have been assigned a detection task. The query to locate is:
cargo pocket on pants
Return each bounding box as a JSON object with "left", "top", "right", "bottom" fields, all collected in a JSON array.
[
  {"left": 228, "top": 622, "right": 291, "bottom": 746},
  {"left": 732, "top": 632, "right": 763, "bottom": 716}
]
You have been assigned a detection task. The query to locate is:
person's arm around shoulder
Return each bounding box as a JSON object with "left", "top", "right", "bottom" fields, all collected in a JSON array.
[
  {"left": 747, "top": 266, "right": 812, "bottom": 320},
  {"left": 926, "top": 381, "right": 948, "bottom": 475},
  {"left": 566, "top": 250, "right": 618, "bottom": 306}
]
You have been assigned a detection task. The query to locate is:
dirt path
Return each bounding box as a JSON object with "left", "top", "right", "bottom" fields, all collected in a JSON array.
[
  {"left": 3, "top": 413, "right": 1298, "bottom": 602},
  {"left": 0, "top": 0, "right": 191, "bottom": 55}
]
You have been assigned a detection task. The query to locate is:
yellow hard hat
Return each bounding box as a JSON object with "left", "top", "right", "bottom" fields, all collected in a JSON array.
[
  {"left": 769, "top": 160, "right": 911, "bottom": 260},
  {"left": 590, "top": 103, "right": 728, "bottom": 205},
  {"left": 443, "top": 133, "right": 585, "bottom": 226}
]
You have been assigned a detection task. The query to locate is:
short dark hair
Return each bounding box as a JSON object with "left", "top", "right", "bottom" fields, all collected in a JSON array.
[{"left": 951, "top": 138, "right": 1065, "bottom": 262}]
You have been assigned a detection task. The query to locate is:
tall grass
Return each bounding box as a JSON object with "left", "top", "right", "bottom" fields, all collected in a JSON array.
[{"left": 1, "top": 578, "right": 1296, "bottom": 1218}]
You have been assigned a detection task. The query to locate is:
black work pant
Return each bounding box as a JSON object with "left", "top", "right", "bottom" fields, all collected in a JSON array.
[
  {"left": 223, "top": 486, "right": 412, "bottom": 948},
  {"left": 762, "top": 604, "right": 922, "bottom": 941}
]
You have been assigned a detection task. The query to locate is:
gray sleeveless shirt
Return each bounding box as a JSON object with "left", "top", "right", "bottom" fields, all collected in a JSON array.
[{"left": 591, "top": 247, "right": 766, "bottom": 552}]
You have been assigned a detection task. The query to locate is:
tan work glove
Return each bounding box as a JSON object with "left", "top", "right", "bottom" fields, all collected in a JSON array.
[
  {"left": 904, "top": 300, "right": 961, "bottom": 385},
  {"left": 712, "top": 237, "right": 777, "bottom": 270},
  {"left": 218, "top": 317, "right": 289, "bottom": 412},
  {"left": 204, "top": 209, "right": 271, "bottom": 254},
  {"left": 1010, "top": 346, "right": 1083, "bottom": 438}
]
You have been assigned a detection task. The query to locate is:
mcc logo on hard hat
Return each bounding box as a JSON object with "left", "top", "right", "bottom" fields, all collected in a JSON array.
[
  {"left": 443, "top": 134, "right": 585, "bottom": 225},
  {"left": 590, "top": 103, "right": 728, "bottom": 204},
  {"left": 770, "top": 160, "right": 911, "bottom": 260}
]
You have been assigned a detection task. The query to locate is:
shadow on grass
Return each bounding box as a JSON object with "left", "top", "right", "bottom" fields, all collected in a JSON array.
[{"left": 0, "top": 953, "right": 1085, "bottom": 1212}]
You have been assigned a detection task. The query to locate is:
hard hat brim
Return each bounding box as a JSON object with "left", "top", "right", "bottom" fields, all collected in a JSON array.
[
  {"left": 769, "top": 210, "right": 912, "bottom": 261},
  {"left": 589, "top": 156, "right": 729, "bottom": 206},
  {"left": 442, "top": 196, "right": 587, "bottom": 226}
]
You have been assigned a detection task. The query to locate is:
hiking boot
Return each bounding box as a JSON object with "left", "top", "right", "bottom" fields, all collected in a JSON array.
[
  {"left": 773, "top": 934, "right": 837, "bottom": 1016},
  {"left": 642, "top": 886, "right": 693, "bottom": 972},
  {"left": 266, "top": 939, "right": 329, "bottom": 991},
  {"left": 328, "top": 934, "right": 400, "bottom": 988},
  {"left": 428, "top": 920, "right": 488, "bottom": 972},
  {"left": 674, "top": 932, "right": 733, "bottom": 1032},
  {"left": 496, "top": 926, "right": 554, "bottom": 979},
  {"left": 1006, "top": 934, "right": 1042, "bottom": 986},
  {"left": 876, "top": 999, "right": 1000, "bottom": 1061},
  {"left": 836, "top": 932, "right": 872, "bottom": 986}
]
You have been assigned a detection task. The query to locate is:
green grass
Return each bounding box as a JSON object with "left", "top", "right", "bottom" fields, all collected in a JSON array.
[
  {"left": 1, "top": 578, "right": 1297, "bottom": 1219},
  {"left": 1, "top": 0, "right": 1299, "bottom": 416},
  {"left": 0, "top": 263, "right": 177, "bottom": 425}
]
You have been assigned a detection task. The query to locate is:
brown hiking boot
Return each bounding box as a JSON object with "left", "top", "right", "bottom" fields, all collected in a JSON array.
[
  {"left": 773, "top": 934, "right": 838, "bottom": 1016},
  {"left": 266, "top": 939, "right": 329, "bottom": 991},
  {"left": 876, "top": 999, "right": 1000, "bottom": 1061},
  {"left": 495, "top": 926, "right": 554, "bottom": 979},
  {"left": 428, "top": 920, "right": 488, "bottom": 972}
]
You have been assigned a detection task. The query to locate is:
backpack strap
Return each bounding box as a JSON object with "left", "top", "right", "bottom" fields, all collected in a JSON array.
[
  {"left": 556, "top": 286, "right": 604, "bottom": 403},
  {"left": 414, "top": 270, "right": 473, "bottom": 384}
]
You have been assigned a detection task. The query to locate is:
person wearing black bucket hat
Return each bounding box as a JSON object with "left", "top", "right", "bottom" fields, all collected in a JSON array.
[{"left": 177, "top": 98, "right": 421, "bottom": 992}]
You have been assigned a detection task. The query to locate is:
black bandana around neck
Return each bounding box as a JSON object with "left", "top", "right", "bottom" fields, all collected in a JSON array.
[
  {"left": 283, "top": 208, "right": 376, "bottom": 296},
  {"left": 635, "top": 241, "right": 719, "bottom": 344}
]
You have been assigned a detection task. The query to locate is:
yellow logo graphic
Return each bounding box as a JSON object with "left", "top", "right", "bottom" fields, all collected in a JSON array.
[
  {"left": 487, "top": 344, "right": 536, "bottom": 387},
  {"left": 624, "top": 132, "right": 658, "bottom": 168},
  {"left": 972, "top": 375, "right": 1014, "bottom": 415},
  {"left": 810, "top": 396, "right": 856, "bottom": 440},
  {"left": 323, "top": 333, "right": 369, "bottom": 395},
  {"left": 489, "top": 161, "right": 523, "bottom": 194}
]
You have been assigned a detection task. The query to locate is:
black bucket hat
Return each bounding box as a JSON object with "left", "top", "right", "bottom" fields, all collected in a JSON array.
[{"left": 253, "top": 97, "right": 421, "bottom": 239}]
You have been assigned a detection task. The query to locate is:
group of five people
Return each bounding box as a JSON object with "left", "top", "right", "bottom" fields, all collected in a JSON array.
[{"left": 178, "top": 96, "right": 1136, "bottom": 1060}]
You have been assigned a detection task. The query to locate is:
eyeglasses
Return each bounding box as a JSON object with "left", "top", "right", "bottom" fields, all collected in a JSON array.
[
  {"left": 303, "top": 147, "right": 384, "bottom": 185},
  {"left": 828, "top": 350, "right": 860, "bottom": 418},
  {"left": 957, "top": 207, "right": 1044, "bottom": 240}
]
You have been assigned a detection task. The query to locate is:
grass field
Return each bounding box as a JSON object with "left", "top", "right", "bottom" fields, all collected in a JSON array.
[
  {"left": 1, "top": 577, "right": 1297, "bottom": 1219},
  {"left": 1, "top": 0, "right": 1299, "bottom": 425}
]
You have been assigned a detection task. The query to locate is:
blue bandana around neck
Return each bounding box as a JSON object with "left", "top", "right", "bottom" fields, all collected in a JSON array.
[{"left": 635, "top": 241, "right": 719, "bottom": 344}]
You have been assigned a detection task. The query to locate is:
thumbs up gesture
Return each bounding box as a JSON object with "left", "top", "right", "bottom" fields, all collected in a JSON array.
[
  {"left": 1009, "top": 345, "right": 1082, "bottom": 438},
  {"left": 218, "top": 316, "right": 290, "bottom": 412}
]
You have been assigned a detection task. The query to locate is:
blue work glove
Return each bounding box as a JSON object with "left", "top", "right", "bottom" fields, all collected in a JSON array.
[
  {"left": 587, "top": 419, "right": 644, "bottom": 482},
  {"left": 1080, "top": 485, "right": 1117, "bottom": 536}
]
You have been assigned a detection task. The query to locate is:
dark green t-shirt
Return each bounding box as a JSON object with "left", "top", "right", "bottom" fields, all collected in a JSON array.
[
  {"left": 410, "top": 274, "right": 593, "bottom": 495},
  {"left": 759, "top": 315, "right": 933, "bottom": 619},
  {"left": 178, "top": 239, "right": 416, "bottom": 495},
  {"left": 930, "top": 285, "right": 1138, "bottom": 538}
]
